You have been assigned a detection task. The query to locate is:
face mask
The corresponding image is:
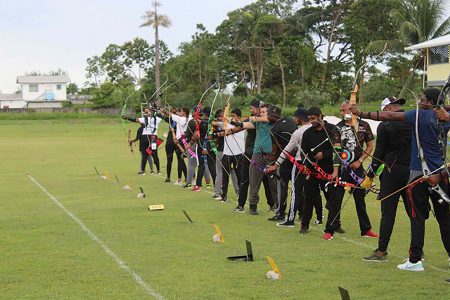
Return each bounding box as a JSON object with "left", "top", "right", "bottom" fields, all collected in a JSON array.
[{"left": 344, "top": 113, "right": 352, "bottom": 121}]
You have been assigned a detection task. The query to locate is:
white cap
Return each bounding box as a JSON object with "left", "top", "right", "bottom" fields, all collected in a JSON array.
[{"left": 381, "top": 97, "right": 406, "bottom": 111}]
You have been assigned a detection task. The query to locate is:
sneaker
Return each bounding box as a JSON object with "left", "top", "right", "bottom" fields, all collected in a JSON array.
[
  {"left": 249, "top": 205, "right": 258, "bottom": 215},
  {"left": 268, "top": 215, "right": 284, "bottom": 221},
  {"left": 277, "top": 220, "right": 295, "bottom": 227},
  {"left": 364, "top": 250, "right": 388, "bottom": 262},
  {"left": 323, "top": 233, "right": 334, "bottom": 240},
  {"left": 192, "top": 186, "right": 201, "bottom": 192},
  {"left": 300, "top": 226, "right": 309, "bottom": 234},
  {"left": 269, "top": 205, "right": 277, "bottom": 212},
  {"left": 362, "top": 230, "right": 379, "bottom": 238},
  {"left": 182, "top": 183, "right": 192, "bottom": 189},
  {"left": 211, "top": 194, "right": 221, "bottom": 200},
  {"left": 174, "top": 180, "right": 183, "bottom": 186},
  {"left": 205, "top": 184, "right": 212, "bottom": 189},
  {"left": 157, "top": 172, "right": 162, "bottom": 176},
  {"left": 336, "top": 227, "right": 346, "bottom": 234},
  {"left": 164, "top": 178, "right": 170, "bottom": 183},
  {"left": 234, "top": 206, "right": 245, "bottom": 213},
  {"left": 220, "top": 196, "right": 227, "bottom": 203},
  {"left": 314, "top": 219, "right": 323, "bottom": 225},
  {"left": 397, "top": 260, "right": 424, "bottom": 272},
  {"left": 137, "top": 171, "right": 146, "bottom": 175},
  {"left": 150, "top": 170, "right": 154, "bottom": 174}
]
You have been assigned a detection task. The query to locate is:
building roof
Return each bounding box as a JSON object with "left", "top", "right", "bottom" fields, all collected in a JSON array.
[
  {"left": 405, "top": 34, "right": 450, "bottom": 50},
  {"left": 16, "top": 75, "right": 70, "bottom": 84},
  {"left": 0, "top": 93, "right": 23, "bottom": 101}
]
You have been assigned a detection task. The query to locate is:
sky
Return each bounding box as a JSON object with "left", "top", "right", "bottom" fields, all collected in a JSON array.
[{"left": 0, "top": 0, "right": 256, "bottom": 93}]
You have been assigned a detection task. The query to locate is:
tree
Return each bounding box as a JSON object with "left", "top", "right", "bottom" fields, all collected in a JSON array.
[
  {"left": 66, "top": 83, "right": 79, "bottom": 95},
  {"left": 140, "top": 1, "right": 172, "bottom": 105}
]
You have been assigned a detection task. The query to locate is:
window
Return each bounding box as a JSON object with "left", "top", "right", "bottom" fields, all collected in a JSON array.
[
  {"left": 56, "top": 84, "right": 62, "bottom": 90},
  {"left": 429, "top": 45, "right": 449, "bottom": 65},
  {"left": 29, "top": 84, "right": 38, "bottom": 92}
]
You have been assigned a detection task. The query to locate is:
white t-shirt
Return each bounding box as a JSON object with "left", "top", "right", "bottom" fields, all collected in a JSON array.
[
  {"left": 223, "top": 124, "right": 245, "bottom": 156},
  {"left": 138, "top": 116, "right": 162, "bottom": 135},
  {"left": 170, "top": 114, "right": 188, "bottom": 139}
]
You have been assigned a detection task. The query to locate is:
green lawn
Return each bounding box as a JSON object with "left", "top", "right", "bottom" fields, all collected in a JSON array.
[{"left": 0, "top": 118, "right": 449, "bottom": 299}]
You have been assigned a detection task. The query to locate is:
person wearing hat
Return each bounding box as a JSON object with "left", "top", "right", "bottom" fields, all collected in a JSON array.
[
  {"left": 350, "top": 88, "right": 450, "bottom": 271},
  {"left": 265, "top": 107, "right": 313, "bottom": 227},
  {"left": 363, "top": 97, "right": 412, "bottom": 262},
  {"left": 265, "top": 105, "right": 297, "bottom": 222}
]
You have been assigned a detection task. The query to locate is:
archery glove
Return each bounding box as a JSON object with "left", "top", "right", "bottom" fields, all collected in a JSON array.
[{"left": 360, "top": 176, "right": 374, "bottom": 190}]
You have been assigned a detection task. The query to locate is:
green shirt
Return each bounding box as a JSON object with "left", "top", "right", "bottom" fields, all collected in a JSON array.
[{"left": 253, "top": 122, "right": 273, "bottom": 154}]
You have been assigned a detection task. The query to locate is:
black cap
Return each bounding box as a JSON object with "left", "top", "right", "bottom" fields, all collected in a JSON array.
[
  {"left": 267, "top": 105, "right": 282, "bottom": 119},
  {"left": 202, "top": 106, "right": 211, "bottom": 117},
  {"left": 250, "top": 100, "right": 264, "bottom": 108},
  {"left": 294, "top": 107, "right": 309, "bottom": 119},
  {"left": 423, "top": 88, "right": 441, "bottom": 105}
]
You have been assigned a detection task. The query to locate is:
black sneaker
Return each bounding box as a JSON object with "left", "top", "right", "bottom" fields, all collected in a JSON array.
[
  {"left": 300, "top": 226, "right": 309, "bottom": 234},
  {"left": 220, "top": 196, "right": 227, "bottom": 203},
  {"left": 363, "top": 250, "right": 388, "bottom": 262},
  {"left": 269, "top": 205, "right": 277, "bottom": 212},
  {"left": 277, "top": 220, "right": 295, "bottom": 227},
  {"left": 182, "top": 183, "right": 192, "bottom": 189},
  {"left": 249, "top": 205, "right": 258, "bottom": 215},
  {"left": 164, "top": 178, "right": 170, "bottom": 183},
  {"left": 267, "top": 215, "right": 284, "bottom": 221},
  {"left": 211, "top": 194, "right": 221, "bottom": 200},
  {"left": 234, "top": 206, "right": 245, "bottom": 213},
  {"left": 137, "top": 171, "right": 146, "bottom": 175},
  {"left": 314, "top": 219, "right": 323, "bottom": 225},
  {"left": 336, "top": 227, "right": 346, "bottom": 234}
]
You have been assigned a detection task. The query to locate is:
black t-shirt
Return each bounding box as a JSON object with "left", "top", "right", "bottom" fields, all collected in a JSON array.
[
  {"left": 335, "top": 119, "right": 375, "bottom": 162},
  {"left": 271, "top": 117, "right": 297, "bottom": 168},
  {"left": 372, "top": 113, "right": 412, "bottom": 169},
  {"left": 301, "top": 122, "right": 339, "bottom": 174},
  {"left": 185, "top": 118, "right": 196, "bottom": 142}
]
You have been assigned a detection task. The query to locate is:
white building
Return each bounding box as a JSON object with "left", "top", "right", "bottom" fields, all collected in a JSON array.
[
  {"left": 17, "top": 75, "right": 70, "bottom": 101},
  {"left": 0, "top": 93, "right": 26, "bottom": 110}
]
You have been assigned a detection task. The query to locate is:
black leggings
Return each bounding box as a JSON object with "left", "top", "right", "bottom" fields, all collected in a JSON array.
[
  {"left": 140, "top": 135, "right": 160, "bottom": 173},
  {"left": 196, "top": 146, "right": 216, "bottom": 187},
  {"left": 165, "top": 142, "right": 187, "bottom": 180}
]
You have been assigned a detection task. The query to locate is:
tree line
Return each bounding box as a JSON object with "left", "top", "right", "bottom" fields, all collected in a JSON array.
[{"left": 83, "top": 0, "right": 450, "bottom": 112}]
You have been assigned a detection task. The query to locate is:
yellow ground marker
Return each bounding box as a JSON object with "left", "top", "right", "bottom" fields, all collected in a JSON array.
[
  {"left": 212, "top": 224, "right": 224, "bottom": 243},
  {"left": 266, "top": 256, "right": 281, "bottom": 279}
]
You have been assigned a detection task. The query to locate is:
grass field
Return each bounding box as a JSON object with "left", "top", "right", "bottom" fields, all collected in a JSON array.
[{"left": 1, "top": 118, "right": 449, "bottom": 299}]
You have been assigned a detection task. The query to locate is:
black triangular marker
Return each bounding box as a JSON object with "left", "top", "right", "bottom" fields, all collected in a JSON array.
[
  {"left": 139, "top": 187, "right": 146, "bottom": 198},
  {"left": 94, "top": 167, "right": 100, "bottom": 175},
  {"left": 182, "top": 210, "right": 193, "bottom": 223},
  {"left": 338, "top": 286, "right": 350, "bottom": 300},
  {"left": 227, "top": 240, "right": 253, "bottom": 261}
]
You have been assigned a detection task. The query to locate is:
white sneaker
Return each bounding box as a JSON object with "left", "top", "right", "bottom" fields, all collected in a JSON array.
[
  {"left": 397, "top": 260, "right": 424, "bottom": 272},
  {"left": 174, "top": 180, "right": 183, "bottom": 186}
]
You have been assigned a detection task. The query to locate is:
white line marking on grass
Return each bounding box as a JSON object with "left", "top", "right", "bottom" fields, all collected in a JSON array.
[{"left": 27, "top": 174, "right": 164, "bottom": 300}]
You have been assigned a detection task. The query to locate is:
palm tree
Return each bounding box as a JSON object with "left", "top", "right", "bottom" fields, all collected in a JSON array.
[{"left": 140, "top": 1, "right": 171, "bottom": 105}]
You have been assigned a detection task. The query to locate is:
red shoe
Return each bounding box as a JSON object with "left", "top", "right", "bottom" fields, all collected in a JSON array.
[
  {"left": 323, "top": 233, "right": 334, "bottom": 240},
  {"left": 362, "top": 230, "right": 379, "bottom": 238},
  {"left": 192, "top": 186, "right": 201, "bottom": 192}
]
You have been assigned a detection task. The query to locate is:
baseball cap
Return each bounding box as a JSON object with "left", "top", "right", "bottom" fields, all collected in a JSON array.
[{"left": 381, "top": 97, "right": 406, "bottom": 111}]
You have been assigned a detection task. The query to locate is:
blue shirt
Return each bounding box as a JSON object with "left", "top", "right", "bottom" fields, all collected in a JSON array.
[
  {"left": 253, "top": 122, "right": 273, "bottom": 154},
  {"left": 404, "top": 109, "right": 444, "bottom": 172}
]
